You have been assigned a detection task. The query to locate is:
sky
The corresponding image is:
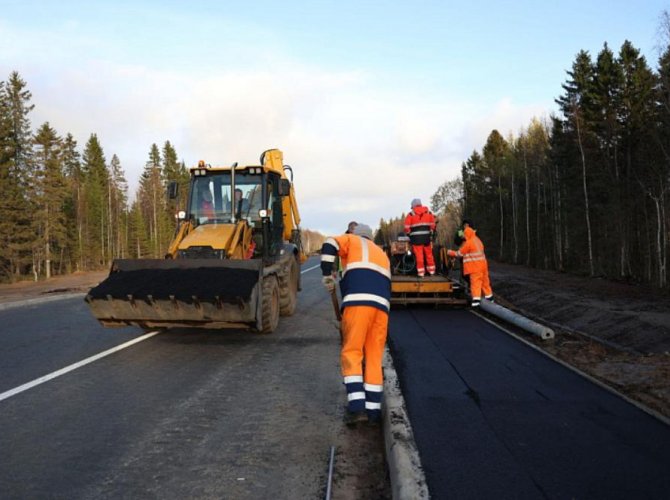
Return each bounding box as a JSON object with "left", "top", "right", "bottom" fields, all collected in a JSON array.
[{"left": 1, "top": 0, "right": 668, "bottom": 235}]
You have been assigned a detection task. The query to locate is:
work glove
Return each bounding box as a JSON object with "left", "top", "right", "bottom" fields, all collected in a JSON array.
[
  {"left": 322, "top": 275, "right": 337, "bottom": 292},
  {"left": 447, "top": 249, "right": 457, "bottom": 258}
]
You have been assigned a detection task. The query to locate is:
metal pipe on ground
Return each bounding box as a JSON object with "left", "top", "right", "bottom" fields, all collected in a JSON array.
[{"left": 479, "top": 300, "right": 555, "bottom": 340}]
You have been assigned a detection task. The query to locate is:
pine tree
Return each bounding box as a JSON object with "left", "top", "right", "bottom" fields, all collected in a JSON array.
[
  {"left": 137, "top": 144, "right": 166, "bottom": 257},
  {"left": 128, "top": 199, "right": 150, "bottom": 258},
  {"left": 61, "top": 133, "right": 83, "bottom": 271},
  {"left": 0, "top": 72, "right": 35, "bottom": 279},
  {"left": 82, "top": 134, "right": 109, "bottom": 269},
  {"left": 556, "top": 50, "right": 597, "bottom": 275},
  {"left": 617, "top": 41, "right": 657, "bottom": 279},
  {"left": 32, "top": 122, "right": 68, "bottom": 278},
  {"left": 161, "top": 141, "right": 188, "bottom": 245},
  {"left": 109, "top": 154, "right": 128, "bottom": 259},
  {"left": 482, "top": 130, "right": 509, "bottom": 259},
  {"left": 162, "top": 140, "right": 189, "bottom": 209}
]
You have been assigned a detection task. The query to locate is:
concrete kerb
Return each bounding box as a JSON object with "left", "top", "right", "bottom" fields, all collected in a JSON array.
[
  {"left": 0, "top": 292, "right": 86, "bottom": 312},
  {"left": 383, "top": 348, "right": 430, "bottom": 499}
]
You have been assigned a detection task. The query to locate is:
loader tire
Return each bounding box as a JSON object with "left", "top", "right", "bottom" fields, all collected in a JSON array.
[
  {"left": 279, "top": 256, "right": 299, "bottom": 317},
  {"left": 259, "top": 275, "right": 280, "bottom": 334}
]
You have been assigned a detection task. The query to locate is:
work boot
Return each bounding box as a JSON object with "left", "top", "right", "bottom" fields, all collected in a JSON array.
[
  {"left": 344, "top": 410, "right": 368, "bottom": 427},
  {"left": 485, "top": 295, "right": 494, "bottom": 302},
  {"left": 367, "top": 413, "right": 382, "bottom": 427}
]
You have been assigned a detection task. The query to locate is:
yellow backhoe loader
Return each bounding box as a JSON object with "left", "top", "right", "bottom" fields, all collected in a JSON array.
[{"left": 85, "top": 149, "right": 304, "bottom": 333}]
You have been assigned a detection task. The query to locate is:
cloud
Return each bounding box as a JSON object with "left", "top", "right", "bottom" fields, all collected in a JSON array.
[{"left": 4, "top": 22, "right": 550, "bottom": 236}]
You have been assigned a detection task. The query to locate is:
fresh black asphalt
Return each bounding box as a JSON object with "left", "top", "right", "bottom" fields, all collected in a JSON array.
[{"left": 388, "top": 308, "right": 670, "bottom": 499}]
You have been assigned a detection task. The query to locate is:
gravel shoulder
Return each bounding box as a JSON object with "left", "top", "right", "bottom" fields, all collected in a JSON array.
[{"left": 0, "top": 271, "right": 109, "bottom": 304}]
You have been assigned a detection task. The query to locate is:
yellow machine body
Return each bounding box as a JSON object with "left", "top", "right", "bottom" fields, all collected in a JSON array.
[{"left": 86, "top": 149, "right": 304, "bottom": 333}]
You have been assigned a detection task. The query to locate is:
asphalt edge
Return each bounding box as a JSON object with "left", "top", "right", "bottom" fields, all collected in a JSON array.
[
  {"left": 383, "top": 348, "right": 430, "bottom": 499},
  {"left": 471, "top": 310, "right": 670, "bottom": 427},
  {"left": 0, "top": 292, "right": 86, "bottom": 311}
]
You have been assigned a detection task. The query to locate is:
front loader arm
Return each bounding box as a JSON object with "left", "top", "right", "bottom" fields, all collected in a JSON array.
[{"left": 166, "top": 220, "right": 194, "bottom": 258}]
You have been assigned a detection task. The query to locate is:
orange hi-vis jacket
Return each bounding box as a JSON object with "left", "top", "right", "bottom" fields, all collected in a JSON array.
[
  {"left": 453, "top": 226, "right": 488, "bottom": 275},
  {"left": 404, "top": 205, "right": 436, "bottom": 245},
  {"left": 320, "top": 234, "right": 391, "bottom": 313},
  {"left": 201, "top": 200, "right": 215, "bottom": 219}
]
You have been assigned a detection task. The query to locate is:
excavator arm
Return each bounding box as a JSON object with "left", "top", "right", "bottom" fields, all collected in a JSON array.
[{"left": 261, "top": 149, "right": 305, "bottom": 261}]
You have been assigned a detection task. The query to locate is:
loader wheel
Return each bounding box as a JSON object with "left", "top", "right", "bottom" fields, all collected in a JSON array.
[
  {"left": 279, "top": 257, "right": 299, "bottom": 316},
  {"left": 260, "top": 275, "right": 280, "bottom": 334}
]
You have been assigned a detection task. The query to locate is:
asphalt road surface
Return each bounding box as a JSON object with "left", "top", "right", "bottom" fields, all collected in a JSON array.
[
  {"left": 0, "top": 258, "right": 390, "bottom": 499},
  {"left": 388, "top": 308, "right": 670, "bottom": 499},
  {"left": 3, "top": 256, "right": 669, "bottom": 500}
]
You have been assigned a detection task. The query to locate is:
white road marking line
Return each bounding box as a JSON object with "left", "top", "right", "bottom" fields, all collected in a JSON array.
[
  {"left": 2, "top": 262, "right": 320, "bottom": 403},
  {"left": 301, "top": 264, "right": 320, "bottom": 274},
  {"left": 0, "top": 331, "right": 160, "bottom": 403}
]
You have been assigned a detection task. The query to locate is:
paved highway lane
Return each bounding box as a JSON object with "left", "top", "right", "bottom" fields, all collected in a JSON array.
[
  {"left": 0, "top": 259, "right": 380, "bottom": 499},
  {"left": 0, "top": 296, "right": 145, "bottom": 393},
  {"left": 388, "top": 308, "right": 670, "bottom": 499}
]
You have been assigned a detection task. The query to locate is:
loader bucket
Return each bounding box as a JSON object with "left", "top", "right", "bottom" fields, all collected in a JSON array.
[{"left": 85, "top": 259, "right": 264, "bottom": 329}]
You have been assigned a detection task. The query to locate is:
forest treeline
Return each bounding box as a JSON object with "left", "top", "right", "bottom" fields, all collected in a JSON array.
[
  {"left": 0, "top": 70, "right": 195, "bottom": 282},
  {"left": 427, "top": 34, "right": 670, "bottom": 288},
  {"left": 0, "top": 71, "right": 325, "bottom": 283}
]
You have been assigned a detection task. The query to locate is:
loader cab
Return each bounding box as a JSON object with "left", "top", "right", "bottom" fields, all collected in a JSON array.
[
  {"left": 185, "top": 167, "right": 286, "bottom": 262},
  {"left": 188, "top": 171, "right": 264, "bottom": 226}
]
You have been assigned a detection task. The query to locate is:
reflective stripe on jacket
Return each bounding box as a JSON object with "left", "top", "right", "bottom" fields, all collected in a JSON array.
[
  {"left": 403, "top": 205, "right": 436, "bottom": 246},
  {"left": 455, "top": 226, "right": 488, "bottom": 275},
  {"left": 320, "top": 234, "right": 391, "bottom": 313}
]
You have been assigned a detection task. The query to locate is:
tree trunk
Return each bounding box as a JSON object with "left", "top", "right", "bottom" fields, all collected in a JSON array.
[
  {"left": 77, "top": 185, "right": 83, "bottom": 272},
  {"left": 535, "top": 168, "right": 546, "bottom": 266},
  {"left": 45, "top": 202, "right": 51, "bottom": 279},
  {"left": 524, "top": 148, "right": 531, "bottom": 266},
  {"left": 574, "top": 107, "right": 595, "bottom": 276},
  {"left": 511, "top": 168, "right": 518, "bottom": 263},
  {"left": 153, "top": 186, "right": 159, "bottom": 257},
  {"left": 108, "top": 178, "right": 113, "bottom": 262},
  {"left": 661, "top": 186, "right": 667, "bottom": 288},
  {"left": 100, "top": 209, "right": 105, "bottom": 266},
  {"left": 651, "top": 177, "right": 669, "bottom": 288},
  {"left": 554, "top": 162, "right": 563, "bottom": 271},
  {"left": 498, "top": 174, "right": 504, "bottom": 259}
]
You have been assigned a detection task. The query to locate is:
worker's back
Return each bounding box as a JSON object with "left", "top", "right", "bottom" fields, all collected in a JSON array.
[{"left": 329, "top": 233, "right": 391, "bottom": 312}]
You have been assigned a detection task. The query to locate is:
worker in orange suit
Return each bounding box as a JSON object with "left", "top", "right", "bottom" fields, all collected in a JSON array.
[
  {"left": 404, "top": 198, "right": 436, "bottom": 277},
  {"left": 447, "top": 220, "right": 493, "bottom": 307},
  {"left": 199, "top": 189, "right": 215, "bottom": 220},
  {"left": 321, "top": 223, "right": 391, "bottom": 426}
]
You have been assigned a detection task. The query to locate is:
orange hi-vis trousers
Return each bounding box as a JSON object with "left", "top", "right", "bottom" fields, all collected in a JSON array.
[
  {"left": 341, "top": 305, "right": 388, "bottom": 418},
  {"left": 412, "top": 244, "right": 435, "bottom": 276},
  {"left": 468, "top": 269, "right": 492, "bottom": 305}
]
